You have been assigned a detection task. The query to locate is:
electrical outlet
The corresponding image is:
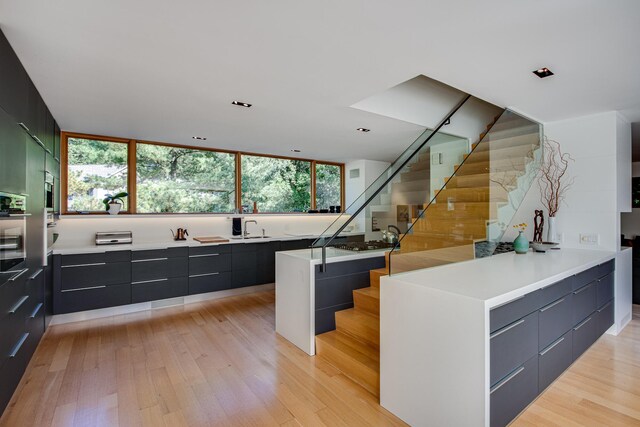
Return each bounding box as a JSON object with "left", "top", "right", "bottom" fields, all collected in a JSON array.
[{"left": 579, "top": 233, "right": 599, "bottom": 245}]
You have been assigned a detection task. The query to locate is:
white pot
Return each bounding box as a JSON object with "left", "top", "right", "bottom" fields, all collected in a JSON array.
[
  {"left": 547, "top": 216, "right": 557, "bottom": 242},
  {"left": 108, "top": 202, "right": 122, "bottom": 215}
]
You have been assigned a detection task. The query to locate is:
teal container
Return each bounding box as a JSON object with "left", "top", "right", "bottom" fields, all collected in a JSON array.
[{"left": 513, "top": 231, "right": 529, "bottom": 254}]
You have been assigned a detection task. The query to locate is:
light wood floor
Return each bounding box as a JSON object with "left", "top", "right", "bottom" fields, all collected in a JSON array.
[{"left": 0, "top": 293, "right": 638, "bottom": 427}]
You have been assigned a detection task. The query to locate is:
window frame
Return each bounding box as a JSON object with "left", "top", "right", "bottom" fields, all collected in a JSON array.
[{"left": 61, "top": 132, "right": 344, "bottom": 215}]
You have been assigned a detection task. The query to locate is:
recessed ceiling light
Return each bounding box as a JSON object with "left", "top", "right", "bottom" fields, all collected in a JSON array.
[
  {"left": 291, "top": 149, "right": 301, "bottom": 153},
  {"left": 356, "top": 128, "right": 370, "bottom": 132},
  {"left": 232, "top": 100, "right": 252, "bottom": 108},
  {"left": 533, "top": 67, "right": 554, "bottom": 78},
  {"left": 192, "top": 136, "right": 207, "bottom": 140}
]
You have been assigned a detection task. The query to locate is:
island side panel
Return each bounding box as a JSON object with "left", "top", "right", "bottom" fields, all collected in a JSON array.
[
  {"left": 614, "top": 248, "right": 633, "bottom": 334},
  {"left": 275, "top": 252, "right": 315, "bottom": 355},
  {"left": 380, "top": 275, "right": 487, "bottom": 427}
]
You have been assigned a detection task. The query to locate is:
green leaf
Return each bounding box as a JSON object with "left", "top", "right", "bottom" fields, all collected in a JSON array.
[{"left": 113, "top": 192, "right": 129, "bottom": 198}]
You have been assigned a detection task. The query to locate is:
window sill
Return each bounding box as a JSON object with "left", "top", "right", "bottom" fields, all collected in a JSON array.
[{"left": 60, "top": 212, "right": 346, "bottom": 219}]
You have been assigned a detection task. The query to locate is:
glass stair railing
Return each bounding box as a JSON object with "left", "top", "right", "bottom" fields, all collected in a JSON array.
[
  {"left": 311, "top": 76, "right": 524, "bottom": 272},
  {"left": 389, "top": 110, "right": 542, "bottom": 274}
]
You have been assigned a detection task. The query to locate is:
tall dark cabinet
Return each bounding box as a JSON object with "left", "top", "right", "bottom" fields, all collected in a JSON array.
[{"left": 0, "top": 28, "right": 60, "bottom": 415}]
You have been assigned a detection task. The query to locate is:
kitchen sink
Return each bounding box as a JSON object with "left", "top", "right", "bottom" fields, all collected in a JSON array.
[{"left": 230, "top": 235, "right": 272, "bottom": 240}]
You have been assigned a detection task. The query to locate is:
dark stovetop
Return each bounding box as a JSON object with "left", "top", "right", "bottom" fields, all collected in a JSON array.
[{"left": 331, "top": 240, "right": 396, "bottom": 252}]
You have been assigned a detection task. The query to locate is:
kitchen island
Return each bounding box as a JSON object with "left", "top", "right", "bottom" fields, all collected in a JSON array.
[
  {"left": 275, "top": 245, "right": 388, "bottom": 355},
  {"left": 380, "top": 248, "right": 631, "bottom": 427}
]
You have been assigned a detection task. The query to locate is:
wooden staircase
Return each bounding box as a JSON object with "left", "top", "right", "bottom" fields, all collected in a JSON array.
[
  {"left": 315, "top": 111, "right": 541, "bottom": 399},
  {"left": 315, "top": 254, "right": 389, "bottom": 397}
]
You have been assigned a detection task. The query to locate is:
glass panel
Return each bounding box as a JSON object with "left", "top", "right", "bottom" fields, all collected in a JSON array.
[
  {"left": 67, "top": 138, "right": 128, "bottom": 212},
  {"left": 136, "top": 143, "right": 235, "bottom": 213},
  {"left": 241, "top": 155, "right": 311, "bottom": 213},
  {"left": 390, "top": 110, "right": 542, "bottom": 274},
  {"left": 315, "top": 163, "right": 341, "bottom": 210}
]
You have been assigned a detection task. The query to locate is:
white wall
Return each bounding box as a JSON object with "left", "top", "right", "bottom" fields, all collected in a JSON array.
[
  {"left": 345, "top": 159, "right": 391, "bottom": 240},
  {"left": 504, "top": 111, "right": 633, "bottom": 334}
]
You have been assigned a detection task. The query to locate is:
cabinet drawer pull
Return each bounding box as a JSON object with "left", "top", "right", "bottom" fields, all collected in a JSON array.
[
  {"left": 28, "top": 268, "right": 43, "bottom": 280},
  {"left": 540, "top": 297, "right": 565, "bottom": 312},
  {"left": 539, "top": 336, "right": 565, "bottom": 356},
  {"left": 490, "top": 366, "right": 525, "bottom": 394},
  {"left": 9, "top": 333, "right": 29, "bottom": 358},
  {"left": 30, "top": 303, "right": 43, "bottom": 318},
  {"left": 597, "top": 301, "right": 613, "bottom": 313},
  {"left": 132, "top": 257, "right": 168, "bottom": 263},
  {"left": 573, "top": 316, "right": 592, "bottom": 331},
  {"left": 189, "top": 253, "right": 221, "bottom": 258},
  {"left": 189, "top": 272, "right": 220, "bottom": 278},
  {"left": 490, "top": 318, "right": 525, "bottom": 339},
  {"left": 62, "top": 262, "right": 106, "bottom": 268},
  {"left": 61, "top": 285, "right": 107, "bottom": 293},
  {"left": 132, "top": 278, "right": 169, "bottom": 285},
  {"left": 491, "top": 294, "right": 526, "bottom": 310},
  {"left": 9, "top": 296, "right": 29, "bottom": 314},
  {"left": 9, "top": 269, "right": 29, "bottom": 281},
  {"left": 18, "top": 122, "right": 31, "bottom": 133},
  {"left": 573, "top": 283, "right": 593, "bottom": 295}
]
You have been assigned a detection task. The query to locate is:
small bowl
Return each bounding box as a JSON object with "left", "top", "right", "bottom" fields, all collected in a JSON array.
[{"left": 531, "top": 241, "right": 560, "bottom": 252}]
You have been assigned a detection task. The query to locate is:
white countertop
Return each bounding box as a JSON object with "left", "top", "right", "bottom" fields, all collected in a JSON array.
[
  {"left": 52, "top": 232, "right": 365, "bottom": 255},
  {"left": 385, "top": 248, "right": 616, "bottom": 308},
  {"left": 278, "top": 246, "right": 388, "bottom": 264}
]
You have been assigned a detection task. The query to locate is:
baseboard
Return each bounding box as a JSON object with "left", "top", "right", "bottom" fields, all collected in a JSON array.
[{"left": 50, "top": 283, "right": 275, "bottom": 325}]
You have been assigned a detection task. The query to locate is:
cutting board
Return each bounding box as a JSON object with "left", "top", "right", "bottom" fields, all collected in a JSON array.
[{"left": 194, "top": 236, "right": 229, "bottom": 244}]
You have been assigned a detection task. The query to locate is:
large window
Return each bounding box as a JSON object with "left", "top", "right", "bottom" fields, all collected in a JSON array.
[
  {"left": 136, "top": 143, "right": 236, "bottom": 213},
  {"left": 315, "top": 163, "right": 342, "bottom": 210},
  {"left": 66, "top": 138, "right": 128, "bottom": 212},
  {"left": 62, "top": 133, "right": 343, "bottom": 214},
  {"left": 241, "top": 155, "right": 311, "bottom": 213}
]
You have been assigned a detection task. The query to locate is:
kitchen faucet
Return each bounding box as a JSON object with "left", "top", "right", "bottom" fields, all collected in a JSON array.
[{"left": 244, "top": 220, "right": 257, "bottom": 237}]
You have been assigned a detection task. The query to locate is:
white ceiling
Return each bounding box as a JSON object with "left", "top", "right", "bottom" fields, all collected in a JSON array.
[{"left": 1, "top": 0, "right": 639, "bottom": 163}]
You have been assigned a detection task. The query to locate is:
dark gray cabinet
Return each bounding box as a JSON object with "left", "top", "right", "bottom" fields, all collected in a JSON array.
[
  {"left": 256, "top": 241, "right": 280, "bottom": 284},
  {"left": 490, "top": 311, "right": 538, "bottom": 386},
  {"left": 53, "top": 251, "right": 132, "bottom": 313},
  {"left": 232, "top": 243, "right": 258, "bottom": 288},
  {"left": 0, "top": 106, "right": 27, "bottom": 195},
  {"left": 490, "top": 356, "right": 539, "bottom": 427},
  {"left": 0, "top": 31, "right": 28, "bottom": 123},
  {"left": 131, "top": 247, "right": 188, "bottom": 303},
  {"left": 489, "top": 258, "right": 616, "bottom": 427}
]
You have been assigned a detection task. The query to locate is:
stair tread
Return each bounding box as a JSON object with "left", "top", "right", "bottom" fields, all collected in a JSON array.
[
  {"left": 353, "top": 286, "right": 380, "bottom": 299},
  {"left": 316, "top": 330, "right": 380, "bottom": 367},
  {"left": 335, "top": 308, "right": 380, "bottom": 346}
]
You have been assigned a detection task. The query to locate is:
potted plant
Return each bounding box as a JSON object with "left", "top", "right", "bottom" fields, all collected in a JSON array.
[{"left": 103, "top": 192, "right": 128, "bottom": 215}]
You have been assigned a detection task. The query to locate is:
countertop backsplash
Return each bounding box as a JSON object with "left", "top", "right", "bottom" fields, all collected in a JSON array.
[{"left": 53, "top": 214, "right": 353, "bottom": 249}]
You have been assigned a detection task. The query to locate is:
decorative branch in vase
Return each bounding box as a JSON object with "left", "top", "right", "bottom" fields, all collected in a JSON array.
[{"left": 539, "top": 137, "right": 574, "bottom": 242}]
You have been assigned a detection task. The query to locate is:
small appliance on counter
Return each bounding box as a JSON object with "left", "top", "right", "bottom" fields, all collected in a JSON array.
[
  {"left": 95, "top": 231, "right": 133, "bottom": 245},
  {"left": 171, "top": 228, "right": 189, "bottom": 241}
]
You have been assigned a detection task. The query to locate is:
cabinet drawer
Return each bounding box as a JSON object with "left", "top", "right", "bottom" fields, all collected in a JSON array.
[
  {"left": 232, "top": 243, "right": 257, "bottom": 254},
  {"left": 189, "top": 244, "right": 231, "bottom": 257},
  {"left": 132, "top": 277, "right": 187, "bottom": 303},
  {"left": 572, "top": 314, "right": 598, "bottom": 361},
  {"left": 490, "top": 356, "right": 539, "bottom": 427},
  {"left": 538, "top": 294, "right": 573, "bottom": 350},
  {"left": 189, "top": 253, "right": 232, "bottom": 275},
  {"left": 572, "top": 282, "right": 597, "bottom": 325},
  {"left": 596, "top": 273, "right": 614, "bottom": 308},
  {"left": 61, "top": 261, "right": 131, "bottom": 291},
  {"left": 188, "top": 272, "right": 232, "bottom": 295},
  {"left": 596, "top": 300, "right": 614, "bottom": 337},
  {"left": 539, "top": 277, "right": 573, "bottom": 308},
  {"left": 0, "top": 330, "right": 35, "bottom": 413},
  {"left": 598, "top": 259, "right": 614, "bottom": 278},
  {"left": 573, "top": 265, "right": 599, "bottom": 291},
  {"left": 132, "top": 257, "right": 187, "bottom": 282},
  {"left": 61, "top": 250, "right": 130, "bottom": 266},
  {"left": 54, "top": 283, "right": 131, "bottom": 314},
  {"left": 538, "top": 331, "right": 572, "bottom": 392},
  {"left": 0, "top": 289, "right": 32, "bottom": 363},
  {"left": 490, "top": 290, "right": 540, "bottom": 334},
  {"left": 0, "top": 274, "right": 28, "bottom": 320},
  {"left": 490, "top": 311, "right": 538, "bottom": 386},
  {"left": 132, "top": 247, "right": 188, "bottom": 260}
]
